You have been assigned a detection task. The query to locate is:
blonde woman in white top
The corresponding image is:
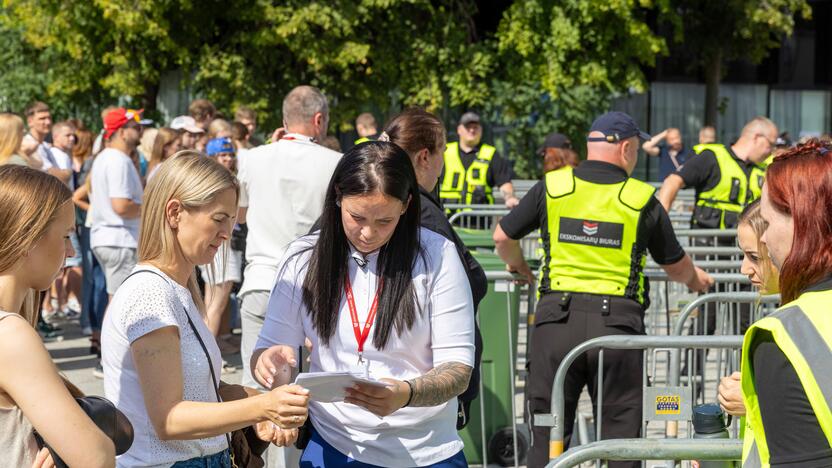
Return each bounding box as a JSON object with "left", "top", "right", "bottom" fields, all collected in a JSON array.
[
  {"left": 0, "top": 164, "right": 115, "bottom": 467},
  {"left": 102, "top": 153, "right": 309, "bottom": 468}
]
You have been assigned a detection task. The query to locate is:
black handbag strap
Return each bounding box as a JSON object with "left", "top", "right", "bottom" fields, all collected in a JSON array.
[{"left": 124, "top": 269, "right": 235, "bottom": 460}]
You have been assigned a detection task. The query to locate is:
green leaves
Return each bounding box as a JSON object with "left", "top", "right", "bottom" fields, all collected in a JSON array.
[
  {"left": 498, "top": 0, "right": 667, "bottom": 97},
  {"left": 0, "top": 0, "right": 809, "bottom": 174},
  {"left": 661, "top": 0, "right": 810, "bottom": 66},
  {"left": 488, "top": 0, "right": 667, "bottom": 177}
]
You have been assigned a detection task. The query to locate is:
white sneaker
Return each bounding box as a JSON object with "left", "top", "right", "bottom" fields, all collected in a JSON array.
[
  {"left": 41, "top": 309, "right": 63, "bottom": 324},
  {"left": 92, "top": 363, "right": 104, "bottom": 379},
  {"left": 220, "top": 360, "right": 236, "bottom": 375},
  {"left": 67, "top": 297, "right": 81, "bottom": 314},
  {"left": 63, "top": 307, "right": 81, "bottom": 320}
]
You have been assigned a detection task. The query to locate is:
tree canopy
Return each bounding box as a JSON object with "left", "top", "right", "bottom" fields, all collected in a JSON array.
[
  {"left": 0, "top": 0, "right": 812, "bottom": 178},
  {"left": 659, "top": 0, "right": 811, "bottom": 126}
]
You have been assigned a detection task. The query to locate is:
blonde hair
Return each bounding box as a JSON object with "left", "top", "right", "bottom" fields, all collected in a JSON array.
[
  {"left": 139, "top": 127, "right": 159, "bottom": 161},
  {"left": 0, "top": 113, "right": 25, "bottom": 164},
  {"left": 738, "top": 199, "right": 780, "bottom": 294},
  {"left": 234, "top": 106, "right": 256, "bottom": 122},
  {"left": 147, "top": 127, "right": 180, "bottom": 175},
  {"left": 0, "top": 165, "right": 72, "bottom": 326},
  {"left": 138, "top": 151, "right": 239, "bottom": 314},
  {"left": 207, "top": 118, "right": 232, "bottom": 140}
]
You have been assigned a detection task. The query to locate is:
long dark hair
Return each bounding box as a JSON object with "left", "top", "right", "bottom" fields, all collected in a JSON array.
[{"left": 302, "top": 141, "right": 422, "bottom": 349}]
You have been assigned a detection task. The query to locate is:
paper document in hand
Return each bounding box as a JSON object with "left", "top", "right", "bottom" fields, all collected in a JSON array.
[{"left": 294, "top": 372, "right": 392, "bottom": 403}]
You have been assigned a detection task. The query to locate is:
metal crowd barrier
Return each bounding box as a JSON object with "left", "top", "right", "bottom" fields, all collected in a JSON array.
[
  {"left": 674, "top": 228, "right": 738, "bottom": 248},
  {"left": 642, "top": 272, "right": 749, "bottom": 336},
  {"left": 661, "top": 292, "right": 781, "bottom": 445},
  {"left": 671, "top": 292, "right": 781, "bottom": 337},
  {"left": 643, "top": 272, "right": 749, "bottom": 285},
  {"left": 534, "top": 335, "right": 744, "bottom": 467},
  {"left": 646, "top": 260, "right": 741, "bottom": 271},
  {"left": 548, "top": 439, "right": 742, "bottom": 468},
  {"left": 674, "top": 228, "right": 738, "bottom": 237},
  {"left": 447, "top": 207, "right": 507, "bottom": 229}
]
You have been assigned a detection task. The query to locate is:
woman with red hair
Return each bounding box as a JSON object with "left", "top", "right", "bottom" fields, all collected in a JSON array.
[{"left": 740, "top": 139, "right": 832, "bottom": 467}]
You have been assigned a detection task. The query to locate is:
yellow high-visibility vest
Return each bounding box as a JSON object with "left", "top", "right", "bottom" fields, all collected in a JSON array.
[
  {"left": 541, "top": 166, "right": 655, "bottom": 304},
  {"left": 740, "top": 287, "right": 832, "bottom": 467},
  {"left": 439, "top": 142, "right": 496, "bottom": 208},
  {"left": 692, "top": 144, "right": 766, "bottom": 229}
]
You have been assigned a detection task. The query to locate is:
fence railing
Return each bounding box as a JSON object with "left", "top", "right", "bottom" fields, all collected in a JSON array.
[
  {"left": 534, "top": 335, "right": 744, "bottom": 466},
  {"left": 547, "top": 439, "right": 742, "bottom": 468}
]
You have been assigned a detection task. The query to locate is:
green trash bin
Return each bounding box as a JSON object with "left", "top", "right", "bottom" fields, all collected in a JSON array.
[
  {"left": 454, "top": 227, "right": 495, "bottom": 251},
  {"left": 460, "top": 252, "right": 528, "bottom": 466}
]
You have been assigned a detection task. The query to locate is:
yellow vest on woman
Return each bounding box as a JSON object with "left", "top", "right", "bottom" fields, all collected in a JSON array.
[{"left": 740, "top": 287, "right": 832, "bottom": 467}]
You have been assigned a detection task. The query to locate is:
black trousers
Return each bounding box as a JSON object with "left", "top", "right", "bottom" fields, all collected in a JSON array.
[{"left": 526, "top": 292, "right": 644, "bottom": 468}]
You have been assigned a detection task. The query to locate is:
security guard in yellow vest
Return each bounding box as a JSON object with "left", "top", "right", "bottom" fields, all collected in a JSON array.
[
  {"left": 660, "top": 118, "right": 777, "bottom": 384},
  {"left": 353, "top": 112, "right": 379, "bottom": 147},
  {"left": 494, "top": 112, "right": 714, "bottom": 468},
  {"left": 739, "top": 144, "right": 832, "bottom": 467},
  {"left": 439, "top": 112, "right": 518, "bottom": 211},
  {"left": 659, "top": 117, "right": 778, "bottom": 229}
]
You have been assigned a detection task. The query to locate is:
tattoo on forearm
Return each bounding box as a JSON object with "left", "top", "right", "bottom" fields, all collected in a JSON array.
[{"left": 408, "top": 362, "right": 472, "bottom": 407}]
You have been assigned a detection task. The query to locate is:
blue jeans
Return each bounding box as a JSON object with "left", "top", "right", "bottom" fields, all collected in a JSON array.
[
  {"left": 170, "top": 449, "right": 232, "bottom": 468},
  {"left": 300, "top": 428, "right": 467, "bottom": 468},
  {"left": 78, "top": 225, "right": 108, "bottom": 332}
]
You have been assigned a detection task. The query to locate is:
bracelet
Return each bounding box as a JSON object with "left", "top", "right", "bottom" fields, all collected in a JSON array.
[{"left": 402, "top": 380, "right": 414, "bottom": 407}]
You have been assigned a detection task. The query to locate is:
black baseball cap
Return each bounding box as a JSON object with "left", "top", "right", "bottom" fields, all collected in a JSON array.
[
  {"left": 586, "top": 111, "right": 650, "bottom": 143},
  {"left": 459, "top": 111, "right": 481, "bottom": 126},
  {"left": 537, "top": 132, "right": 572, "bottom": 155}
]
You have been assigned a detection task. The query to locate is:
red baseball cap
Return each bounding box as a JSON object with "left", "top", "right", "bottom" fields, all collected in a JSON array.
[{"left": 104, "top": 108, "right": 144, "bottom": 139}]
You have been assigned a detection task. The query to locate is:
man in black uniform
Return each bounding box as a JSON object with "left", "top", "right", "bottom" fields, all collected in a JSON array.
[
  {"left": 658, "top": 116, "right": 777, "bottom": 228},
  {"left": 493, "top": 112, "right": 714, "bottom": 467},
  {"left": 440, "top": 112, "right": 519, "bottom": 210},
  {"left": 659, "top": 117, "right": 777, "bottom": 369}
]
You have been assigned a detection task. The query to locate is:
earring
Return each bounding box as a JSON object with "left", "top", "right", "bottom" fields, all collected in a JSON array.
[{"left": 335, "top": 200, "right": 341, "bottom": 207}]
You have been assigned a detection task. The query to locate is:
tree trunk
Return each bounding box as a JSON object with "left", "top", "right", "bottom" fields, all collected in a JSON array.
[
  {"left": 704, "top": 49, "right": 722, "bottom": 128},
  {"left": 139, "top": 81, "right": 159, "bottom": 113}
]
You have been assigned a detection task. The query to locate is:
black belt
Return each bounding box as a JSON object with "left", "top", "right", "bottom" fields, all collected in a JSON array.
[{"left": 547, "top": 291, "right": 643, "bottom": 315}]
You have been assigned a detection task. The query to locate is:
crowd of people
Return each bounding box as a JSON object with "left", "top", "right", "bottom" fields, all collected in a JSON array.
[{"left": 0, "top": 83, "right": 829, "bottom": 468}]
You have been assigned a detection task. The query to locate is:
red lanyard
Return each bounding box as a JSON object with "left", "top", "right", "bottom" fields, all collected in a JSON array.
[
  {"left": 280, "top": 134, "right": 314, "bottom": 142},
  {"left": 344, "top": 275, "right": 382, "bottom": 363}
]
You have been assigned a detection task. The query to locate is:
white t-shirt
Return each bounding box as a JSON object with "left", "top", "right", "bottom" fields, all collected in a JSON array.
[
  {"left": 101, "top": 265, "right": 226, "bottom": 468},
  {"left": 90, "top": 148, "right": 143, "bottom": 249},
  {"left": 145, "top": 163, "right": 161, "bottom": 184},
  {"left": 237, "top": 134, "right": 341, "bottom": 295},
  {"left": 23, "top": 135, "right": 58, "bottom": 170},
  {"left": 255, "top": 228, "right": 475, "bottom": 466},
  {"left": 199, "top": 244, "right": 243, "bottom": 285},
  {"left": 46, "top": 147, "right": 74, "bottom": 190}
]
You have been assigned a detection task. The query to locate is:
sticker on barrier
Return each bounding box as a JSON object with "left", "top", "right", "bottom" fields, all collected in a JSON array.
[
  {"left": 643, "top": 386, "right": 692, "bottom": 421},
  {"left": 655, "top": 395, "right": 681, "bottom": 415}
]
